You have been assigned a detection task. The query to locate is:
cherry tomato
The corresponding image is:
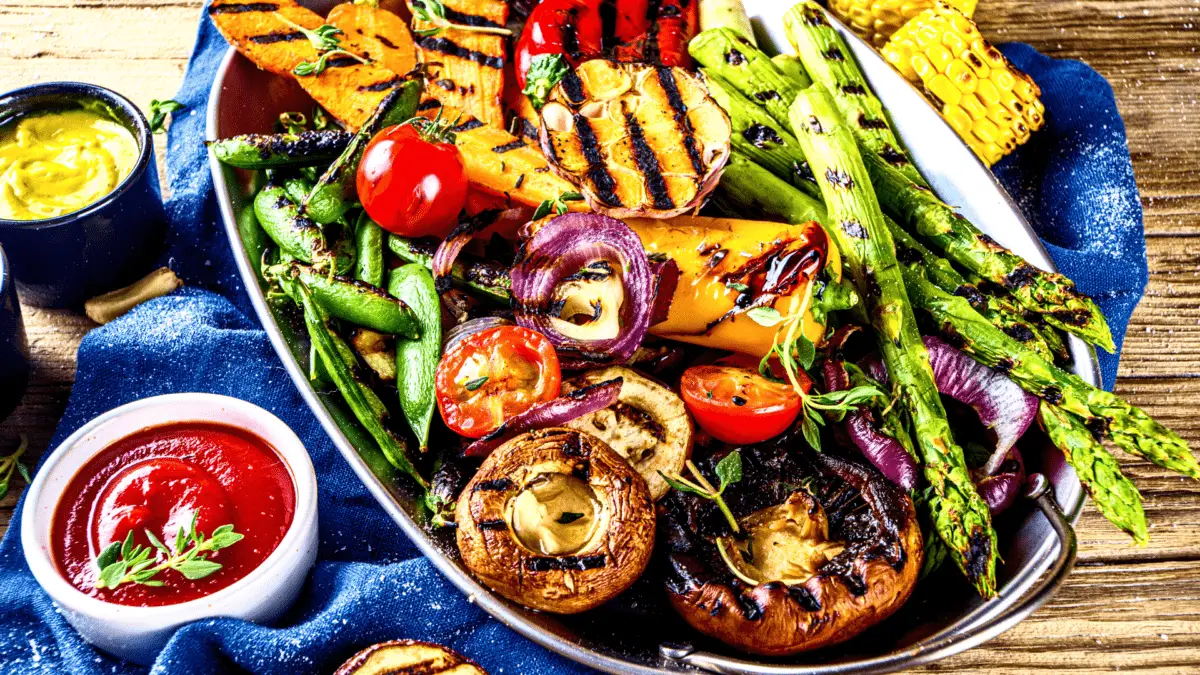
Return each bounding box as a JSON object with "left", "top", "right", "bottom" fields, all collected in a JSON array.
[
  {"left": 436, "top": 326, "right": 562, "bottom": 438},
  {"left": 681, "top": 365, "right": 803, "bottom": 445},
  {"left": 357, "top": 123, "right": 468, "bottom": 238}
]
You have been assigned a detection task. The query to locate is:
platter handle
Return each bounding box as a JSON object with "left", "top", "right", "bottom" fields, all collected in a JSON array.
[{"left": 658, "top": 473, "right": 1078, "bottom": 674}]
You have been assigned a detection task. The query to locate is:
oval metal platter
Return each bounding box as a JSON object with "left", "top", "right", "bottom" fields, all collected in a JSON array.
[{"left": 207, "top": 2, "right": 1099, "bottom": 672}]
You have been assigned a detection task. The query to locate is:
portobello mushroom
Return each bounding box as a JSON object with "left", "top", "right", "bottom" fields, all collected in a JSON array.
[
  {"left": 561, "top": 366, "right": 693, "bottom": 500},
  {"left": 661, "top": 435, "right": 922, "bottom": 655},
  {"left": 333, "top": 640, "right": 486, "bottom": 675},
  {"left": 456, "top": 427, "right": 656, "bottom": 614}
]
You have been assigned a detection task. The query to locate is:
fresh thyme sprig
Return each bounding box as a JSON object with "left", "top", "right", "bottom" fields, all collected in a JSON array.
[
  {"left": 294, "top": 49, "right": 370, "bottom": 77},
  {"left": 94, "top": 512, "right": 243, "bottom": 590},
  {"left": 660, "top": 451, "right": 743, "bottom": 532},
  {"left": 531, "top": 190, "right": 584, "bottom": 221},
  {"left": 148, "top": 99, "right": 184, "bottom": 134},
  {"left": 274, "top": 16, "right": 372, "bottom": 77},
  {"left": 410, "top": 0, "right": 513, "bottom": 37},
  {"left": 0, "top": 436, "right": 31, "bottom": 501},
  {"left": 749, "top": 287, "right": 883, "bottom": 451}
]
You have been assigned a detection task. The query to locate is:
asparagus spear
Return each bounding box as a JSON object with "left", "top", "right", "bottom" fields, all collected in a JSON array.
[
  {"left": 688, "top": 27, "right": 808, "bottom": 129},
  {"left": 702, "top": 73, "right": 819, "bottom": 196},
  {"left": 789, "top": 85, "right": 998, "bottom": 596},
  {"left": 863, "top": 150, "right": 1116, "bottom": 352},
  {"left": 898, "top": 260, "right": 1199, "bottom": 479},
  {"left": 1039, "top": 403, "right": 1149, "bottom": 544},
  {"left": 964, "top": 270, "right": 1073, "bottom": 365},
  {"left": 782, "top": 2, "right": 926, "bottom": 187}
]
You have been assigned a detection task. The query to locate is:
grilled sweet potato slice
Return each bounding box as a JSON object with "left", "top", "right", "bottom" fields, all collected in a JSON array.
[
  {"left": 207, "top": 0, "right": 404, "bottom": 129},
  {"left": 327, "top": 2, "right": 417, "bottom": 76},
  {"left": 412, "top": 0, "right": 508, "bottom": 126},
  {"left": 539, "top": 60, "right": 731, "bottom": 218},
  {"left": 334, "top": 641, "right": 486, "bottom": 675},
  {"left": 420, "top": 100, "right": 583, "bottom": 210}
]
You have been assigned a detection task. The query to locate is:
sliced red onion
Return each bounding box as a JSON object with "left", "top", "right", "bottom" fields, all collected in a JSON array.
[
  {"left": 858, "top": 338, "right": 1039, "bottom": 477},
  {"left": 443, "top": 316, "right": 513, "bottom": 352},
  {"left": 922, "top": 336, "right": 1039, "bottom": 475},
  {"left": 431, "top": 211, "right": 499, "bottom": 292},
  {"left": 974, "top": 447, "right": 1025, "bottom": 515},
  {"left": 511, "top": 213, "right": 655, "bottom": 369},
  {"left": 823, "top": 327, "right": 920, "bottom": 490},
  {"left": 649, "top": 258, "right": 680, "bottom": 327},
  {"left": 463, "top": 377, "right": 623, "bottom": 457}
]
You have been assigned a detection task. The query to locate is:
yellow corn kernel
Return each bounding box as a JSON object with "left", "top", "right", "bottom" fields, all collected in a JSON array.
[
  {"left": 826, "top": 0, "right": 977, "bottom": 46},
  {"left": 883, "top": 1, "right": 1046, "bottom": 166}
]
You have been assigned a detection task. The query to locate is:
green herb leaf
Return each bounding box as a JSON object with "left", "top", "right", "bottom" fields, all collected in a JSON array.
[
  {"left": 96, "top": 541, "right": 121, "bottom": 572},
  {"left": 746, "top": 306, "right": 784, "bottom": 327},
  {"left": 726, "top": 282, "right": 750, "bottom": 293},
  {"left": 715, "top": 450, "right": 742, "bottom": 492},
  {"left": 175, "top": 559, "right": 223, "bottom": 581},
  {"left": 464, "top": 376, "right": 489, "bottom": 391},
  {"left": 312, "top": 105, "right": 333, "bottom": 131},
  {"left": 801, "top": 414, "right": 822, "bottom": 452},
  {"left": 144, "top": 529, "right": 168, "bottom": 555},
  {"left": 556, "top": 512, "right": 585, "bottom": 524},
  {"left": 796, "top": 335, "right": 817, "bottom": 371},
  {"left": 523, "top": 54, "right": 570, "bottom": 109},
  {"left": 97, "top": 561, "right": 127, "bottom": 589},
  {"left": 293, "top": 49, "right": 369, "bottom": 77},
  {"left": 658, "top": 471, "right": 710, "bottom": 498},
  {"left": 208, "top": 531, "right": 245, "bottom": 551},
  {"left": 121, "top": 530, "right": 135, "bottom": 559},
  {"left": 148, "top": 99, "right": 184, "bottom": 134}
]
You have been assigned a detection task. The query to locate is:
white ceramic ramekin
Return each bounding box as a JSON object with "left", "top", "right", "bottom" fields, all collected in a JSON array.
[{"left": 21, "top": 393, "right": 319, "bottom": 665}]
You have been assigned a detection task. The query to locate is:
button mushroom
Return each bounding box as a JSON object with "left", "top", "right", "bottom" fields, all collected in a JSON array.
[
  {"left": 661, "top": 441, "right": 923, "bottom": 655},
  {"left": 333, "top": 640, "right": 486, "bottom": 675},
  {"left": 561, "top": 366, "right": 693, "bottom": 500},
  {"left": 456, "top": 427, "right": 655, "bottom": 614}
]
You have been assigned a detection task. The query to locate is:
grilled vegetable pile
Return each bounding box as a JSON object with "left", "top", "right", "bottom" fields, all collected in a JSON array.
[{"left": 209, "top": 0, "right": 1191, "bottom": 657}]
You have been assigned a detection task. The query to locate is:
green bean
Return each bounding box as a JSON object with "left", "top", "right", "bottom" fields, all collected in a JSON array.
[
  {"left": 389, "top": 264, "right": 441, "bottom": 452},
  {"left": 355, "top": 213, "right": 386, "bottom": 288},
  {"left": 209, "top": 130, "right": 353, "bottom": 169},
  {"left": 305, "top": 80, "right": 424, "bottom": 225},
  {"left": 285, "top": 276, "right": 426, "bottom": 488},
  {"left": 280, "top": 262, "right": 418, "bottom": 337},
  {"left": 235, "top": 203, "right": 268, "bottom": 274},
  {"left": 387, "top": 235, "right": 512, "bottom": 305}
]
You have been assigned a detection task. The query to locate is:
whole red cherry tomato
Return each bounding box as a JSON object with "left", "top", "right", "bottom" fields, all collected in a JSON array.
[
  {"left": 357, "top": 122, "right": 468, "bottom": 238},
  {"left": 435, "top": 326, "right": 562, "bottom": 439},
  {"left": 680, "top": 364, "right": 804, "bottom": 445}
]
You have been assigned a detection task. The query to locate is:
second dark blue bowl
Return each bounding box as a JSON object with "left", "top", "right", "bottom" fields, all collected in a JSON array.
[
  {"left": 0, "top": 82, "right": 166, "bottom": 308},
  {"left": 0, "top": 243, "right": 29, "bottom": 421}
]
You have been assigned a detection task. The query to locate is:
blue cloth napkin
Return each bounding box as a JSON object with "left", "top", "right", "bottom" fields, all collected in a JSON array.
[{"left": 0, "top": 7, "right": 1146, "bottom": 673}]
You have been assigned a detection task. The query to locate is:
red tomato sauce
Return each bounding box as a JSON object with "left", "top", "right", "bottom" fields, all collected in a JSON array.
[{"left": 50, "top": 422, "right": 295, "bottom": 607}]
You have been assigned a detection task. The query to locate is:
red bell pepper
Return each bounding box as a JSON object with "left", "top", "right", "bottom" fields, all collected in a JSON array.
[{"left": 515, "top": 0, "right": 604, "bottom": 107}]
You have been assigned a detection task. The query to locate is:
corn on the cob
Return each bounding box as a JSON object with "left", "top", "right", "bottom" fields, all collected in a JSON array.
[
  {"left": 881, "top": 1, "right": 1044, "bottom": 166},
  {"left": 827, "top": 0, "right": 978, "bottom": 47}
]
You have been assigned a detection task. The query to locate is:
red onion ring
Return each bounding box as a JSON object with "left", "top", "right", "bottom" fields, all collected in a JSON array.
[
  {"left": 649, "top": 258, "right": 680, "bottom": 327},
  {"left": 464, "top": 377, "right": 623, "bottom": 457},
  {"left": 822, "top": 327, "right": 921, "bottom": 490},
  {"left": 974, "top": 447, "right": 1025, "bottom": 515},
  {"left": 511, "top": 213, "right": 655, "bottom": 369},
  {"left": 442, "top": 316, "right": 514, "bottom": 352},
  {"left": 431, "top": 211, "right": 500, "bottom": 292}
]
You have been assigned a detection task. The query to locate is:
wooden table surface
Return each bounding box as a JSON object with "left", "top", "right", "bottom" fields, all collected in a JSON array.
[{"left": 3, "top": 0, "right": 1199, "bottom": 672}]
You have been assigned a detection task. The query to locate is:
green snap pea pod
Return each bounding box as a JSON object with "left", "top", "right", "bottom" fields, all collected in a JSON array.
[
  {"left": 355, "top": 212, "right": 386, "bottom": 288},
  {"left": 282, "top": 175, "right": 315, "bottom": 208},
  {"left": 236, "top": 203, "right": 268, "bottom": 275},
  {"left": 309, "top": 343, "right": 332, "bottom": 387},
  {"left": 788, "top": 87, "right": 998, "bottom": 597},
  {"left": 305, "top": 79, "right": 424, "bottom": 225},
  {"left": 209, "top": 130, "right": 354, "bottom": 169},
  {"left": 387, "top": 235, "right": 512, "bottom": 305},
  {"left": 783, "top": 2, "right": 926, "bottom": 186},
  {"left": 688, "top": 27, "right": 808, "bottom": 129},
  {"left": 254, "top": 184, "right": 355, "bottom": 274},
  {"left": 388, "top": 264, "right": 441, "bottom": 452},
  {"left": 285, "top": 276, "right": 427, "bottom": 488},
  {"left": 282, "top": 263, "right": 419, "bottom": 337}
]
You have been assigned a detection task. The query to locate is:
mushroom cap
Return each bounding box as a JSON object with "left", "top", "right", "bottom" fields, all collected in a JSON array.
[
  {"left": 333, "top": 640, "right": 486, "bottom": 675},
  {"left": 456, "top": 427, "right": 656, "bottom": 614},
  {"left": 661, "top": 443, "right": 923, "bottom": 655}
]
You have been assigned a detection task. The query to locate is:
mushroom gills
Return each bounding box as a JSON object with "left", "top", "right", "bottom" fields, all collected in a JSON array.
[
  {"left": 507, "top": 472, "right": 603, "bottom": 556},
  {"left": 719, "top": 491, "right": 844, "bottom": 586}
]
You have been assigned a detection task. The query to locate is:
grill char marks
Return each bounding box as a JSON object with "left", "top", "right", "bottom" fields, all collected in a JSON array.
[
  {"left": 208, "top": 2, "right": 279, "bottom": 14},
  {"left": 248, "top": 31, "right": 304, "bottom": 44},
  {"left": 657, "top": 66, "right": 707, "bottom": 178},
  {"left": 624, "top": 111, "right": 675, "bottom": 211},
  {"left": 358, "top": 76, "right": 402, "bottom": 92},
  {"left": 417, "top": 37, "right": 504, "bottom": 70},
  {"left": 412, "top": 0, "right": 507, "bottom": 126},
  {"left": 573, "top": 114, "right": 623, "bottom": 207}
]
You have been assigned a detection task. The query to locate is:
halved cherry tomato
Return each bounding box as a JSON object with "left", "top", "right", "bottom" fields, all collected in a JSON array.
[
  {"left": 436, "top": 326, "right": 562, "bottom": 438},
  {"left": 357, "top": 123, "right": 468, "bottom": 239},
  {"left": 681, "top": 364, "right": 803, "bottom": 445}
]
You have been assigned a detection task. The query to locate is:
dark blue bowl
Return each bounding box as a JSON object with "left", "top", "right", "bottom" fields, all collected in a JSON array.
[
  {"left": 0, "top": 82, "right": 166, "bottom": 308},
  {"left": 0, "top": 243, "right": 29, "bottom": 421}
]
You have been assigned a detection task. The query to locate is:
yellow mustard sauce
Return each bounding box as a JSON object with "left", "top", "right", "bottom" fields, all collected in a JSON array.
[{"left": 0, "top": 108, "right": 138, "bottom": 221}]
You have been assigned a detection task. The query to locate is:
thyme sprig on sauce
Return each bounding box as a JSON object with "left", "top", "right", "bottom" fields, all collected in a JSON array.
[{"left": 94, "top": 512, "right": 243, "bottom": 590}]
